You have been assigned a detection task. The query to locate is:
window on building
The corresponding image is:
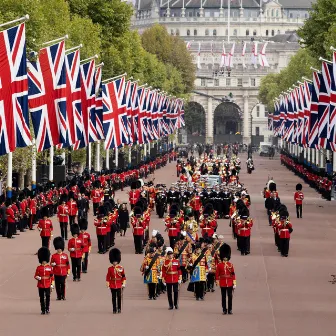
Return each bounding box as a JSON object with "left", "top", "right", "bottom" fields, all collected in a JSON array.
[
  {"left": 170, "top": 29, "right": 174, "bottom": 35},
  {"left": 176, "top": 29, "right": 180, "bottom": 36},
  {"left": 237, "top": 78, "right": 242, "bottom": 87},
  {"left": 271, "top": 9, "right": 274, "bottom": 17},
  {"left": 276, "top": 10, "right": 279, "bottom": 17},
  {"left": 194, "top": 29, "right": 197, "bottom": 36},
  {"left": 256, "top": 105, "right": 260, "bottom": 117},
  {"left": 201, "top": 78, "right": 206, "bottom": 86},
  {"left": 188, "top": 11, "right": 193, "bottom": 17},
  {"left": 213, "top": 29, "right": 217, "bottom": 36},
  {"left": 251, "top": 78, "right": 256, "bottom": 86},
  {"left": 266, "top": 10, "right": 269, "bottom": 17},
  {"left": 290, "top": 13, "right": 293, "bottom": 18},
  {"left": 225, "top": 29, "right": 228, "bottom": 36},
  {"left": 271, "top": 30, "right": 275, "bottom": 36},
  {"left": 256, "top": 127, "right": 260, "bottom": 136},
  {"left": 253, "top": 29, "right": 257, "bottom": 36},
  {"left": 187, "top": 29, "right": 190, "bottom": 36},
  {"left": 205, "top": 29, "right": 209, "bottom": 36},
  {"left": 226, "top": 78, "right": 231, "bottom": 86},
  {"left": 265, "top": 30, "right": 269, "bottom": 36},
  {"left": 215, "top": 79, "right": 219, "bottom": 86},
  {"left": 233, "top": 29, "right": 237, "bottom": 36},
  {"left": 277, "top": 30, "right": 280, "bottom": 35},
  {"left": 246, "top": 29, "right": 250, "bottom": 36},
  {"left": 305, "top": 13, "right": 308, "bottom": 19}
]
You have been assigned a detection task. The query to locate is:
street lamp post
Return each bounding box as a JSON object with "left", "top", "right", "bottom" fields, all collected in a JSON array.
[{"left": 250, "top": 102, "right": 259, "bottom": 149}]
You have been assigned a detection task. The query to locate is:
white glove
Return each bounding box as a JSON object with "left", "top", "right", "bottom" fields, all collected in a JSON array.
[
  {"left": 145, "top": 266, "right": 149, "bottom": 269},
  {"left": 70, "top": 248, "right": 75, "bottom": 252},
  {"left": 189, "top": 263, "right": 193, "bottom": 267},
  {"left": 122, "top": 284, "right": 126, "bottom": 288},
  {"left": 38, "top": 228, "right": 42, "bottom": 232},
  {"left": 178, "top": 280, "right": 182, "bottom": 284},
  {"left": 51, "top": 262, "right": 56, "bottom": 266},
  {"left": 36, "top": 276, "right": 41, "bottom": 280},
  {"left": 50, "top": 285, "right": 54, "bottom": 290},
  {"left": 233, "top": 285, "right": 236, "bottom": 289},
  {"left": 208, "top": 268, "right": 212, "bottom": 272}
]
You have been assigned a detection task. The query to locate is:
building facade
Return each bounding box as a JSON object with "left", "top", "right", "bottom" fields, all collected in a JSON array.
[{"left": 132, "top": 0, "right": 313, "bottom": 144}]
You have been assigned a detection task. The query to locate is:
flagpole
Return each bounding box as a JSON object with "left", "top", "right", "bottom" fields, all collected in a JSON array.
[
  {"left": 41, "top": 35, "right": 68, "bottom": 46},
  {"left": 32, "top": 139, "right": 37, "bottom": 191},
  {"left": 318, "top": 57, "right": 332, "bottom": 64},
  {"left": 87, "top": 143, "right": 92, "bottom": 171},
  {"left": 65, "top": 44, "right": 83, "bottom": 53},
  {"left": 0, "top": 14, "right": 29, "bottom": 28},
  {"left": 102, "top": 73, "right": 127, "bottom": 83},
  {"left": 49, "top": 146, "right": 54, "bottom": 182},
  {"left": 227, "top": 0, "right": 230, "bottom": 43},
  {"left": 80, "top": 54, "right": 98, "bottom": 64},
  {"left": 115, "top": 147, "right": 119, "bottom": 168},
  {"left": 106, "top": 149, "right": 110, "bottom": 169},
  {"left": 6, "top": 152, "right": 13, "bottom": 199},
  {"left": 95, "top": 142, "right": 100, "bottom": 172}
]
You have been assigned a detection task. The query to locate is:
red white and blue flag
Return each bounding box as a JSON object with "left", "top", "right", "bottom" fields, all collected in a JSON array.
[
  {"left": 131, "top": 82, "right": 140, "bottom": 144},
  {"left": 302, "top": 81, "right": 312, "bottom": 147},
  {"left": 65, "top": 49, "right": 82, "bottom": 147},
  {"left": 28, "top": 40, "right": 66, "bottom": 152},
  {"left": 0, "top": 23, "right": 31, "bottom": 155},
  {"left": 138, "top": 86, "right": 148, "bottom": 144},
  {"left": 328, "top": 52, "right": 336, "bottom": 151},
  {"left": 308, "top": 71, "right": 321, "bottom": 148},
  {"left": 95, "top": 65, "right": 104, "bottom": 140}
]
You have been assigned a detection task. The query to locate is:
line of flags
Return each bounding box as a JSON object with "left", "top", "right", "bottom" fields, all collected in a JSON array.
[
  {"left": 0, "top": 20, "right": 185, "bottom": 156},
  {"left": 268, "top": 51, "right": 336, "bottom": 151},
  {"left": 189, "top": 41, "right": 269, "bottom": 69}
]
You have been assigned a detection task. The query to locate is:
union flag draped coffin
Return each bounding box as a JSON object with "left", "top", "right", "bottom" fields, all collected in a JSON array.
[{"left": 0, "top": 23, "right": 31, "bottom": 155}]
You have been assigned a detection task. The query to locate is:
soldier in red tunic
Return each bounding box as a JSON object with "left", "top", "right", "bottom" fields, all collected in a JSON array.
[
  {"left": 94, "top": 206, "right": 108, "bottom": 254},
  {"left": 131, "top": 206, "right": 145, "bottom": 254},
  {"left": 106, "top": 248, "right": 126, "bottom": 314},
  {"left": 51, "top": 237, "right": 70, "bottom": 300},
  {"left": 67, "top": 224, "right": 84, "bottom": 281},
  {"left": 162, "top": 247, "right": 182, "bottom": 310},
  {"left": 294, "top": 183, "right": 304, "bottom": 218},
  {"left": 57, "top": 195, "right": 69, "bottom": 240},
  {"left": 67, "top": 192, "right": 78, "bottom": 226},
  {"left": 34, "top": 247, "right": 54, "bottom": 315},
  {"left": 79, "top": 218, "right": 91, "bottom": 273},
  {"left": 37, "top": 207, "right": 53, "bottom": 248},
  {"left": 277, "top": 209, "right": 293, "bottom": 257},
  {"left": 215, "top": 243, "right": 236, "bottom": 315}
]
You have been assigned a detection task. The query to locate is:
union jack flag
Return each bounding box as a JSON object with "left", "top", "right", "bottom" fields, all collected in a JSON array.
[
  {"left": 126, "top": 81, "right": 134, "bottom": 145},
  {"left": 0, "top": 23, "right": 31, "bottom": 155},
  {"left": 296, "top": 85, "right": 305, "bottom": 146},
  {"left": 317, "top": 62, "right": 332, "bottom": 149},
  {"left": 95, "top": 65, "right": 104, "bottom": 140},
  {"left": 150, "top": 91, "right": 159, "bottom": 140},
  {"left": 76, "top": 59, "right": 97, "bottom": 148},
  {"left": 131, "top": 82, "right": 140, "bottom": 144},
  {"left": 28, "top": 40, "right": 66, "bottom": 152},
  {"left": 65, "top": 49, "right": 82, "bottom": 147},
  {"left": 279, "top": 95, "right": 287, "bottom": 139},
  {"left": 308, "top": 71, "right": 321, "bottom": 148},
  {"left": 302, "top": 81, "right": 312, "bottom": 147},
  {"left": 285, "top": 93, "right": 295, "bottom": 142},
  {"left": 329, "top": 51, "right": 336, "bottom": 151},
  {"left": 273, "top": 100, "right": 280, "bottom": 136},
  {"left": 145, "top": 90, "right": 154, "bottom": 141},
  {"left": 119, "top": 79, "right": 131, "bottom": 145},
  {"left": 138, "top": 86, "right": 148, "bottom": 144}
]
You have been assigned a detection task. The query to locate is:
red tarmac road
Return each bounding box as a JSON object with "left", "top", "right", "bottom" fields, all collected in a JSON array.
[{"left": 1, "top": 155, "right": 336, "bottom": 336}]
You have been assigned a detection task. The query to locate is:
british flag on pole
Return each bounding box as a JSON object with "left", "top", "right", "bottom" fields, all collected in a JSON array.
[
  {"left": 145, "top": 90, "right": 154, "bottom": 141},
  {"left": 138, "top": 86, "right": 148, "bottom": 144},
  {"left": 328, "top": 51, "right": 336, "bottom": 151},
  {"left": 302, "top": 81, "right": 312, "bottom": 147},
  {"left": 317, "top": 61, "right": 331, "bottom": 149},
  {"left": 0, "top": 22, "right": 31, "bottom": 155},
  {"left": 28, "top": 40, "right": 66, "bottom": 152},
  {"left": 65, "top": 49, "right": 82, "bottom": 147},
  {"left": 131, "top": 82, "right": 140, "bottom": 144},
  {"left": 95, "top": 65, "right": 104, "bottom": 140},
  {"left": 308, "top": 71, "right": 321, "bottom": 149}
]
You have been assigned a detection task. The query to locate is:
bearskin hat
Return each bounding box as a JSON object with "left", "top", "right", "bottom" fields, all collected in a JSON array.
[
  {"left": 239, "top": 207, "right": 249, "bottom": 220},
  {"left": 269, "top": 182, "right": 277, "bottom": 192},
  {"left": 231, "top": 169, "right": 236, "bottom": 176},
  {"left": 80, "top": 186, "right": 86, "bottom": 194},
  {"left": 38, "top": 247, "right": 50, "bottom": 264},
  {"left": 219, "top": 243, "right": 231, "bottom": 261},
  {"left": 18, "top": 192, "right": 25, "bottom": 202},
  {"left": 133, "top": 206, "right": 143, "bottom": 217},
  {"left": 60, "top": 194, "right": 68, "bottom": 204},
  {"left": 131, "top": 180, "right": 141, "bottom": 190},
  {"left": 41, "top": 206, "right": 49, "bottom": 218},
  {"left": 93, "top": 180, "right": 101, "bottom": 188},
  {"left": 279, "top": 209, "right": 289, "bottom": 220},
  {"left": 79, "top": 218, "right": 88, "bottom": 231},
  {"left": 170, "top": 203, "right": 180, "bottom": 213},
  {"left": 148, "top": 247, "right": 155, "bottom": 254},
  {"left": 296, "top": 183, "right": 302, "bottom": 191},
  {"left": 70, "top": 224, "right": 80, "bottom": 236},
  {"left": 5, "top": 198, "right": 11, "bottom": 207},
  {"left": 169, "top": 209, "right": 177, "bottom": 218},
  {"left": 236, "top": 199, "right": 246, "bottom": 210},
  {"left": 53, "top": 236, "right": 65, "bottom": 251},
  {"left": 104, "top": 201, "right": 113, "bottom": 213},
  {"left": 68, "top": 191, "right": 75, "bottom": 200},
  {"left": 109, "top": 248, "right": 121, "bottom": 264},
  {"left": 203, "top": 203, "right": 214, "bottom": 216},
  {"left": 98, "top": 205, "right": 107, "bottom": 218}
]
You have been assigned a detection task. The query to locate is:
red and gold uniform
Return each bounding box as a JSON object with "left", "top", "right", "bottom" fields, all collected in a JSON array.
[{"left": 37, "top": 218, "right": 53, "bottom": 248}]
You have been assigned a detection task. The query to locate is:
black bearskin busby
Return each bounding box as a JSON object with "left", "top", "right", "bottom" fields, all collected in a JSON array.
[
  {"left": 269, "top": 182, "right": 277, "bottom": 192},
  {"left": 60, "top": 194, "right": 68, "bottom": 204},
  {"left": 41, "top": 206, "right": 49, "bottom": 218},
  {"left": 203, "top": 203, "right": 214, "bottom": 217},
  {"left": 231, "top": 169, "right": 236, "bottom": 176},
  {"left": 239, "top": 207, "right": 249, "bottom": 220},
  {"left": 195, "top": 242, "right": 202, "bottom": 250},
  {"left": 131, "top": 180, "right": 141, "bottom": 190},
  {"left": 279, "top": 209, "right": 289, "bottom": 220},
  {"left": 53, "top": 236, "right": 65, "bottom": 251},
  {"left": 97, "top": 205, "right": 107, "bottom": 218},
  {"left": 296, "top": 183, "right": 302, "bottom": 191},
  {"left": 79, "top": 218, "right": 88, "bottom": 231},
  {"left": 38, "top": 247, "right": 51, "bottom": 264},
  {"left": 71, "top": 224, "right": 80, "bottom": 236},
  {"left": 219, "top": 243, "right": 231, "bottom": 261},
  {"left": 169, "top": 209, "right": 177, "bottom": 218},
  {"left": 133, "top": 206, "right": 143, "bottom": 217},
  {"left": 109, "top": 248, "right": 121, "bottom": 264},
  {"left": 68, "top": 191, "right": 75, "bottom": 200}
]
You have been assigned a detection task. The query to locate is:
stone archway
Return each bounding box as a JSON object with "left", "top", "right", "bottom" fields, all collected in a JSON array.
[
  {"left": 213, "top": 102, "right": 243, "bottom": 143},
  {"left": 184, "top": 101, "right": 206, "bottom": 144}
]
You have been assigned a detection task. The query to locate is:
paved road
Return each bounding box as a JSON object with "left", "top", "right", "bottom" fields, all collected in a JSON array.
[{"left": 1, "top": 155, "right": 336, "bottom": 336}]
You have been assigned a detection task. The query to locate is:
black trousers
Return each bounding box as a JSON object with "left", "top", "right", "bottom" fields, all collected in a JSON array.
[
  {"left": 221, "top": 287, "right": 233, "bottom": 311},
  {"left": 93, "top": 203, "right": 99, "bottom": 216},
  {"left": 97, "top": 235, "right": 106, "bottom": 253},
  {"left": 194, "top": 281, "right": 205, "bottom": 299},
  {"left": 7, "top": 223, "right": 15, "bottom": 238},
  {"left": 110, "top": 230, "right": 115, "bottom": 246},
  {"left": 267, "top": 210, "right": 272, "bottom": 225},
  {"left": 166, "top": 283, "right": 179, "bottom": 307},
  {"left": 82, "top": 252, "right": 89, "bottom": 272},
  {"left": 54, "top": 275, "right": 66, "bottom": 299},
  {"left": 239, "top": 236, "right": 250, "bottom": 255},
  {"left": 279, "top": 238, "right": 290, "bottom": 256},
  {"left": 60, "top": 222, "right": 68, "bottom": 240},
  {"left": 194, "top": 210, "right": 200, "bottom": 223},
  {"left": 38, "top": 287, "right": 51, "bottom": 312},
  {"left": 69, "top": 215, "right": 76, "bottom": 226},
  {"left": 169, "top": 236, "right": 177, "bottom": 249},
  {"left": 1, "top": 220, "right": 8, "bottom": 237},
  {"left": 181, "top": 266, "right": 188, "bottom": 283},
  {"left": 41, "top": 236, "right": 50, "bottom": 248},
  {"left": 207, "top": 273, "right": 215, "bottom": 290},
  {"left": 71, "top": 257, "right": 81, "bottom": 280},
  {"left": 110, "top": 288, "right": 122, "bottom": 312},
  {"left": 133, "top": 235, "right": 142, "bottom": 254},
  {"left": 296, "top": 204, "right": 302, "bottom": 218},
  {"left": 147, "top": 283, "right": 156, "bottom": 298}
]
